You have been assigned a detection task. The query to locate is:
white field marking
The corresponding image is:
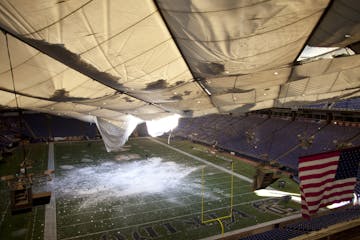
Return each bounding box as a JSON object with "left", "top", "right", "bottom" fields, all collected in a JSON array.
[
  {"left": 149, "top": 138, "right": 253, "bottom": 183},
  {"left": 30, "top": 207, "right": 38, "bottom": 240},
  {"left": 58, "top": 192, "right": 255, "bottom": 228},
  {"left": 44, "top": 142, "right": 57, "bottom": 240},
  {"left": 60, "top": 197, "right": 282, "bottom": 240},
  {"left": 0, "top": 201, "right": 9, "bottom": 228},
  {"left": 200, "top": 214, "right": 302, "bottom": 240}
]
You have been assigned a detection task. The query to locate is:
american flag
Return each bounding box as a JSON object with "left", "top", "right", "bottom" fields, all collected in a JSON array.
[{"left": 299, "top": 147, "right": 360, "bottom": 218}]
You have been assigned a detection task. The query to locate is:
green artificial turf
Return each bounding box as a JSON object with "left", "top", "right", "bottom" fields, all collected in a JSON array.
[
  {"left": 0, "top": 138, "right": 301, "bottom": 240},
  {"left": 0, "top": 143, "right": 47, "bottom": 240}
]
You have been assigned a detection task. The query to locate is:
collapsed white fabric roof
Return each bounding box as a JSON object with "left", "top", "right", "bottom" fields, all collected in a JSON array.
[{"left": 0, "top": 0, "right": 359, "bottom": 150}]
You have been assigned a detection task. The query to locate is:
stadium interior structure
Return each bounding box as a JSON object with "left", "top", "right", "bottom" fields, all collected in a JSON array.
[{"left": 0, "top": 0, "right": 360, "bottom": 239}]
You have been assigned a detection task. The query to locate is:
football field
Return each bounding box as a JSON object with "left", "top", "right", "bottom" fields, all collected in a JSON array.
[{"left": 0, "top": 138, "right": 300, "bottom": 240}]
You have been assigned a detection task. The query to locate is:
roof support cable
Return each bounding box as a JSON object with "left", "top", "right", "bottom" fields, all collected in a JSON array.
[
  {"left": 5, "top": 32, "right": 27, "bottom": 159},
  {"left": 0, "top": 26, "right": 179, "bottom": 116},
  {"left": 154, "top": 1, "right": 214, "bottom": 100}
]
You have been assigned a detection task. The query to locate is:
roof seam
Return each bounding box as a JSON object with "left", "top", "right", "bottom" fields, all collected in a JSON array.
[
  {"left": 171, "top": 9, "right": 325, "bottom": 43},
  {"left": 22, "top": 0, "right": 94, "bottom": 36},
  {"left": 154, "top": 0, "right": 215, "bottom": 110},
  {"left": 157, "top": 0, "right": 271, "bottom": 14},
  {"left": 0, "top": 29, "right": 177, "bottom": 116},
  {"left": 78, "top": 11, "right": 159, "bottom": 55}
]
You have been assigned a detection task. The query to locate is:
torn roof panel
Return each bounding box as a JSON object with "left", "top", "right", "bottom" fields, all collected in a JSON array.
[
  {"left": 158, "top": 0, "right": 329, "bottom": 77},
  {"left": 0, "top": 32, "right": 116, "bottom": 100},
  {"left": 307, "top": 0, "right": 360, "bottom": 48},
  {"left": 0, "top": 0, "right": 359, "bottom": 125}
]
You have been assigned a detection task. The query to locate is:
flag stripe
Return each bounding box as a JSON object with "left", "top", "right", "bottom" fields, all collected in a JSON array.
[
  {"left": 299, "top": 147, "right": 360, "bottom": 218},
  {"left": 302, "top": 192, "right": 354, "bottom": 214},
  {"left": 299, "top": 156, "right": 339, "bottom": 169},
  {"left": 299, "top": 161, "right": 338, "bottom": 175},
  {"left": 304, "top": 185, "right": 355, "bottom": 204},
  {"left": 302, "top": 179, "right": 356, "bottom": 197},
  {"left": 299, "top": 152, "right": 339, "bottom": 163},
  {"left": 299, "top": 165, "right": 338, "bottom": 179},
  {"left": 302, "top": 191, "right": 354, "bottom": 210},
  {"left": 301, "top": 177, "right": 336, "bottom": 190},
  {"left": 301, "top": 187, "right": 355, "bottom": 212},
  {"left": 300, "top": 169, "right": 336, "bottom": 183}
]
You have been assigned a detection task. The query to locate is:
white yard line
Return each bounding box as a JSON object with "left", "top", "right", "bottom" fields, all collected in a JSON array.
[
  {"left": 59, "top": 191, "right": 255, "bottom": 228},
  {"left": 150, "top": 138, "right": 300, "bottom": 240},
  {"left": 0, "top": 201, "right": 9, "bottom": 228},
  {"left": 30, "top": 207, "right": 38, "bottom": 240},
  {"left": 200, "top": 214, "right": 302, "bottom": 240},
  {"left": 60, "top": 197, "right": 276, "bottom": 240},
  {"left": 149, "top": 138, "right": 253, "bottom": 183},
  {"left": 44, "top": 142, "right": 57, "bottom": 240}
]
